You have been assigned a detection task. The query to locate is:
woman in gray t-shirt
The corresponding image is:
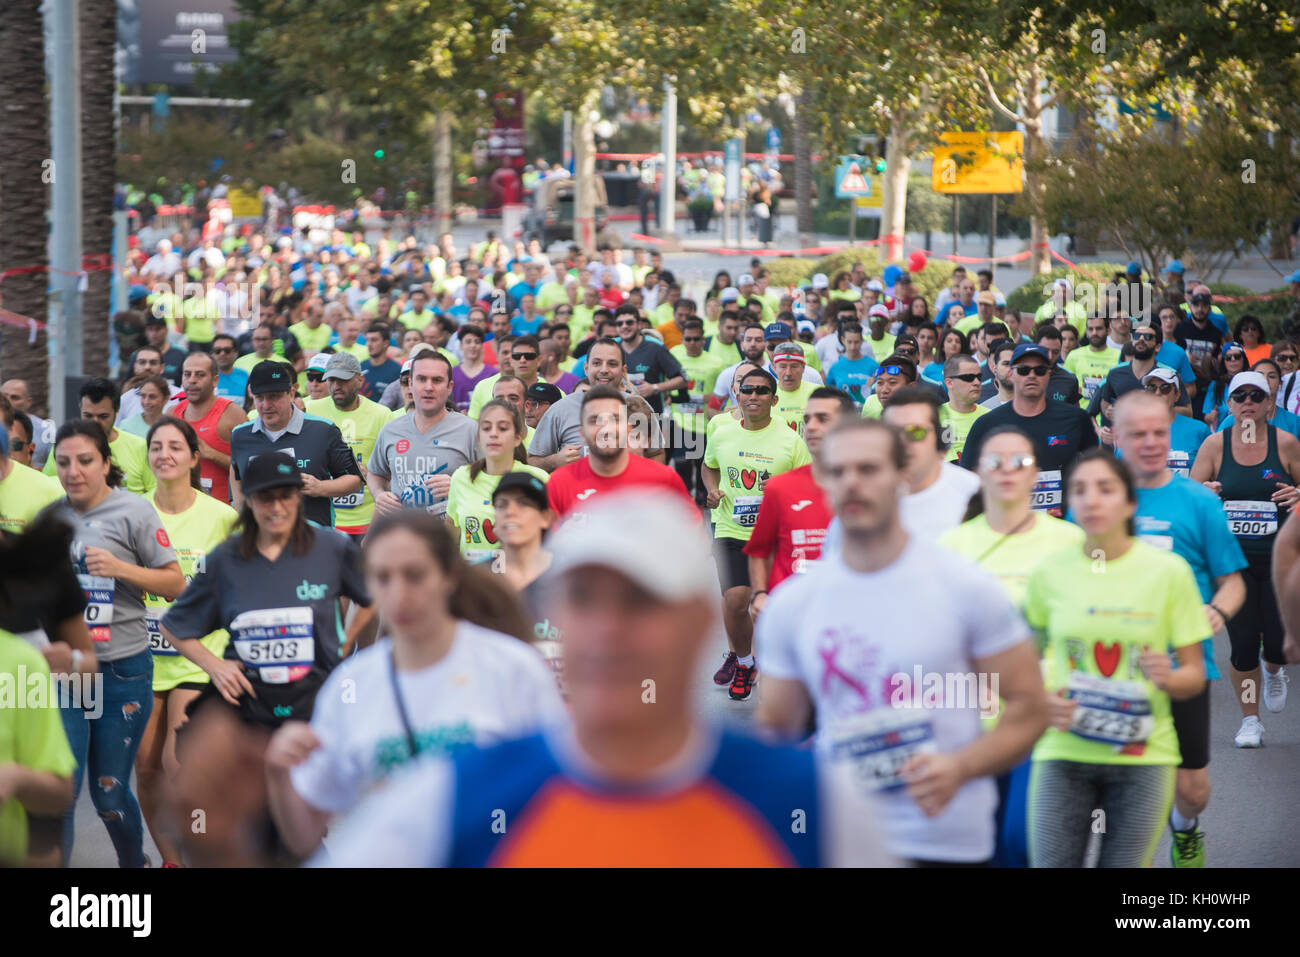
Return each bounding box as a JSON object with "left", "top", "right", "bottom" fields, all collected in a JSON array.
[{"left": 51, "top": 420, "right": 184, "bottom": 867}]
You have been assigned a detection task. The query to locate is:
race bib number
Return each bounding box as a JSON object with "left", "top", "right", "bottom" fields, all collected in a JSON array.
[
  {"left": 1065, "top": 672, "right": 1154, "bottom": 746},
  {"left": 230, "top": 607, "right": 315, "bottom": 684},
  {"left": 1166, "top": 450, "right": 1191, "bottom": 477},
  {"left": 200, "top": 476, "right": 214, "bottom": 494},
  {"left": 627, "top": 373, "right": 647, "bottom": 387},
  {"left": 332, "top": 490, "right": 365, "bottom": 509},
  {"left": 1082, "top": 375, "right": 1105, "bottom": 400},
  {"left": 793, "top": 558, "right": 822, "bottom": 575},
  {"left": 1030, "top": 470, "right": 1063, "bottom": 512},
  {"left": 1224, "top": 500, "right": 1278, "bottom": 538},
  {"left": 146, "top": 607, "right": 178, "bottom": 656},
  {"left": 824, "top": 710, "right": 938, "bottom": 792},
  {"left": 465, "top": 548, "right": 498, "bottom": 565},
  {"left": 78, "top": 573, "right": 115, "bottom": 642},
  {"left": 732, "top": 495, "right": 762, "bottom": 527},
  {"left": 680, "top": 395, "right": 705, "bottom": 415}
]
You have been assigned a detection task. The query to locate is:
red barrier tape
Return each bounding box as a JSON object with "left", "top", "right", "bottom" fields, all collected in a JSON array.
[
  {"left": 0, "top": 308, "right": 45, "bottom": 342},
  {"left": 0, "top": 254, "right": 114, "bottom": 286}
]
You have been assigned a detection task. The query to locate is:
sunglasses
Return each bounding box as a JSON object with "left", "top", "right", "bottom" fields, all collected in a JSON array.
[
  {"left": 877, "top": 364, "right": 906, "bottom": 376},
  {"left": 683, "top": 336, "right": 704, "bottom": 343},
  {"left": 1277, "top": 353, "right": 1298, "bottom": 363},
  {"left": 511, "top": 352, "right": 538, "bottom": 361},
  {"left": 738, "top": 384, "right": 774, "bottom": 396},
  {"left": 948, "top": 373, "right": 981, "bottom": 383},
  {"left": 1230, "top": 389, "right": 1267, "bottom": 403},
  {"left": 1224, "top": 352, "right": 1245, "bottom": 362},
  {"left": 1144, "top": 382, "right": 1176, "bottom": 395},
  {"left": 306, "top": 373, "right": 325, "bottom": 382},
  {"left": 212, "top": 346, "right": 235, "bottom": 354},
  {"left": 979, "top": 453, "right": 1036, "bottom": 473},
  {"left": 1131, "top": 331, "right": 1156, "bottom": 342},
  {"left": 1013, "top": 364, "right": 1050, "bottom": 377},
  {"left": 900, "top": 424, "right": 931, "bottom": 442}
]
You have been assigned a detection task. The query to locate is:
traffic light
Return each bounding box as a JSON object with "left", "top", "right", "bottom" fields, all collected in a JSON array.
[
  {"left": 374, "top": 148, "right": 385, "bottom": 160},
  {"left": 874, "top": 156, "right": 887, "bottom": 174},
  {"left": 874, "top": 137, "right": 888, "bottom": 173}
]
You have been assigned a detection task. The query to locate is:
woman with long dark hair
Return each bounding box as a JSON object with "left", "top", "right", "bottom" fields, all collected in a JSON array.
[
  {"left": 136, "top": 416, "right": 238, "bottom": 867},
  {"left": 1027, "top": 451, "right": 1208, "bottom": 866},
  {"left": 263, "top": 510, "right": 562, "bottom": 858},
  {"left": 1202, "top": 342, "right": 1247, "bottom": 431},
  {"left": 119, "top": 375, "right": 172, "bottom": 439},
  {"left": 51, "top": 420, "right": 185, "bottom": 867}
]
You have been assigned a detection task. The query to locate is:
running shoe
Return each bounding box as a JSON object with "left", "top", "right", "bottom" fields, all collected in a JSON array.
[
  {"left": 1263, "top": 667, "right": 1289, "bottom": 713},
  {"left": 1169, "top": 822, "right": 1205, "bottom": 868},
  {"left": 1234, "top": 715, "right": 1264, "bottom": 748},
  {"left": 713, "top": 651, "right": 738, "bottom": 686},
  {"left": 729, "top": 663, "right": 757, "bottom": 701}
]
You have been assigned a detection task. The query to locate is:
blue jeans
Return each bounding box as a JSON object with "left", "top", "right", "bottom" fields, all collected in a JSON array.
[{"left": 60, "top": 648, "right": 154, "bottom": 867}]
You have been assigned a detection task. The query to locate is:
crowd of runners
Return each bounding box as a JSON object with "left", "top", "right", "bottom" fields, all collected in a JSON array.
[{"left": 3, "top": 215, "right": 1300, "bottom": 868}]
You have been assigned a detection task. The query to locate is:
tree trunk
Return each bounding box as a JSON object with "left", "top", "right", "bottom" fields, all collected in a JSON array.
[
  {"left": 432, "top": 109, "right": 453, "bottom": 238},
  {"left": 793, "top": 87, "right": 813, "bottom": 243},
  {"left": 1024, "top": 64, "right": 1051, "bottom": 276},
  {"left": 573, "top": 89, "right": 599, "bottom": 252},
  {"left": 81, "top": 0, "right": 115, "bottom": 378},
  {"left": 0, "top": 0, "right": 51, "bottom": 413},
  {"left": 880, "top": 114, "right": 911, "bottom": 263}
]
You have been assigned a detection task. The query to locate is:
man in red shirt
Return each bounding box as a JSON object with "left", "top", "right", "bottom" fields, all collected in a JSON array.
[
  {"left": 744, "top": 387, "right": 855, "bottom": 615},
  {"left": 548, "top": 385, "right": 694, "bottom": 519}
]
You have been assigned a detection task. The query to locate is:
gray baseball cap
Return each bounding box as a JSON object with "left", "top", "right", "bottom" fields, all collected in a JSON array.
[{"left": 323, "top": 352, "right": 363, "bottom": 381}]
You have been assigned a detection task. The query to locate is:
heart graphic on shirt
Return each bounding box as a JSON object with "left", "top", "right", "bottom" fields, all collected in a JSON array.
[
  {"left": 741, "top": 468, "right": 757, "bottom": 490},
  {"left": 1093, "top": 641, "right": 1121, "bottom": 678},
  {"left": 483, "top": 518, "right": 498, "bottom": 544}
]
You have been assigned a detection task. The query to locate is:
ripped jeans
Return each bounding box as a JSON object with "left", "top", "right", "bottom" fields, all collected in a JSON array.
[{"left": 60, "top": 649, "right": 154, "bottom": 867}]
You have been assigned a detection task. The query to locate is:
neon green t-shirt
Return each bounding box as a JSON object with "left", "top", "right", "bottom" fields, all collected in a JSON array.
[
  {"left": 181, "top": 297, "right": 217, "bottom": 345},
  {"left": 866, "top": 332, "right": 896, "bottom": 362},
  {"left": 797, "top": 340, "right": 822, "bottom": 373},
  {"left": 145, "top": 490, "right": 238, "bottom": 691},
  {"left": 940, "top": 513, "right": 1084, "bottom": 611},
  {"left": 446, "top": 461, "right": 549, "bottom": 563},
  {"left": 1064, "top": 346, "right": 1121, "bottom": 405},
  {"left": 289, "top": 321, "right": 333, "bottom": 355},
  {"left": 535, "top": 282, "right": 569, "bottom": 316},
  {"left": 0, "top": 631, "right": 76, "bottom": 866},
  {"left": 569, "top": 305, "right": 596, "bottom": 342},
  {"left": 399, "top": 310, "right": 437, "bottom": 333},
  {"left": 234, "top": 351, "right": 279, "bottom": 375},
  {"left": 827, "top": 288, "right": 861, "bottom": 302},
  {"left": 954, "top": 313, "right": 984, "bottom": 338},
  {"left": 774, "top": 380, "right": 819, "bottom": 436},
  {"left": 304, "top": 395, "right": 392, "bottom": 533},
  {"left": 1025, "top": 541, "right": 1211, "bottom": 766},
  {"left": 939, "top": 403, "right": 990, "bottom": 463},
  {"left": 704, "top": 417, "right": 812, "bottom": 541},
  {"left": 669, "top": 347, "right": 725, "bottom": 435},
  {"left": 860, "top": 394, "right": 883, "bottom": 419},
  {"left": 1034, "top": 299, "right": 1087, "bottom": 336},
  {"left": 706, "top": 410, "right": 742, "bottom": 444},
  {"left": 46, "top": 430, "right": 154, "bottom": 496},
  {"left": 335, "top": 342, "right": 371, "bottom": 364},
  {"left": 0, "top": 462, "right": 64, "bottom": 534}
]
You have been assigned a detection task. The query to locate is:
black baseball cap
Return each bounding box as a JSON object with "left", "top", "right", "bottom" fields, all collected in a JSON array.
[
  {"left": 241, "top": 451, "right": 303, "bottom": 496},
  {"left": 492, "top": 471, "right": 549, "bottom": 511},
  {"left": 525, "top": 382, "right": 564, "bottom": 405},
  {"left": 249, "top": 360, "right": 293, "bottom": 395},
  {"left": 145, "top": 314, "right": 167, "bottom": 327}
]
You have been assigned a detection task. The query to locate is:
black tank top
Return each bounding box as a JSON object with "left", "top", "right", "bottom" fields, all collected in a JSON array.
[{"left": 1218, "top": 425, "right": 1288, "bottom": 557}]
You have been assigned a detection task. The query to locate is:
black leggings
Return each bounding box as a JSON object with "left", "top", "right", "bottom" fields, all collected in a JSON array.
[{"left": 1227, "top": 555, "right": 1285, "bottom": 671}]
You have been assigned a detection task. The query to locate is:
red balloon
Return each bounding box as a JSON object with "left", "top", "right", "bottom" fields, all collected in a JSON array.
[{"left": 907, "top": 251, "right": 927, "bottom": 273}]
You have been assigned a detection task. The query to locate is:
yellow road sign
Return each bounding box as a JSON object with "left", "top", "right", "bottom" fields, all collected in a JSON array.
[
  {"left": 227, "top": 187, "right": 262, "bottom": 218},
  {"left": 932, "top": 132, "right": 1024, "bottom": 194},
  {"left": 855, "top": 178, "right": 883, "bottom": 209}
]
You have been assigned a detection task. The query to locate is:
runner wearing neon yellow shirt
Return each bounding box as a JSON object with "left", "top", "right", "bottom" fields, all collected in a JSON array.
[
  {"left": 289, "top": 312, "right": 333, "bottom": 356},
  {"left": 305, "top": 354, "right": 393, "bottom": 539},
  {"left": 1064, "top": 317, "right": 1121, "bottom": 406},
  {"left": 0, "top": 629, "right": 76, "bottom": 867},
  {"left": 938, "top": 355, "right": 989, "bottom": 463},
  {"left": 0, "top": 457, "right": 63, "bottom": 534},
  {"left": 137, "top": 417, "right": 238, "bottom": 867},
  {"left": 703, "top": 366, "right": 812, "bottom": 702},
  {"left": 180, "top": 292, "right": 217, "bottom": 347},
  {"left": 669, "top": 321, "right": 725, "bottom": 501},
  {"left": 1024, "top": 451, "right": 1208, "bottom": 868},
  {"left": 447, "top": 399, "right": 548, "bottom": 563},
  {"left": 45, "top": 403, "right": 155, "bottom": 497},
  {"left": 772, "top": 349, "right": 819, "bottom": 437}
]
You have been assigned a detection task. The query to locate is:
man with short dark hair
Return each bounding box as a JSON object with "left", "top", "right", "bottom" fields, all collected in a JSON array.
[
  {"left": 361, "top": 322, "right": 402, "bottom": 401},
  {"left": 613, "top": 305, "right": 686, "bottom": 415},
  {"left": 44, "top": 378, "right": 154, "bottom": 495},
  {"left": 210, "top": 333, "right": 249, "bottom": 401},
  {"left": 1033, "top": 323, "right": 1082, "bottom": 405},
  {"left": 173, "top": 350, "right": 246, "bottom": 502}
]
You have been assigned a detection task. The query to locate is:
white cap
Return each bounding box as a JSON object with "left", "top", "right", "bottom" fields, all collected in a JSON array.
[
  {"left": 868, "top": 303, "right": 891, "bottom": 319},
  {"left": 1228, "top": 371, "right": 1269, "bottom": 397},
  {"left": 738, "top": 273, "right": 755, "bottom": 286},
  {"left": 307, "top": 353, "right": 330, "bottom": 372},
  {"left": 811, "top": 273, "right": 830, "bottom": 289},
  {"left": 1053, "top": 277, "right": 1072, "bottom": 292},
  {"left": 1141, "top": 366, "right": 1179, "bottom": 388},
  {"left": 866, "top": 279, "right": 884, "bottom": 292},
  {"left": 719, "top": 286, "right": 740, "bottom": 302},
  {"left": 549, "top": 491, "right": 715, "bottom": 601}
]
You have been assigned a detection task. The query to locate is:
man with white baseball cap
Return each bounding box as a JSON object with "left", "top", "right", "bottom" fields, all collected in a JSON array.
[
  {"left": 314, "top": 490, "right": 895, "bottom": 867},
  {"left": 811, "top": 273, "right": 830, "bottom": 292},
  {"left": 719, "top": 286, "right": 740, "bottom": 305}
]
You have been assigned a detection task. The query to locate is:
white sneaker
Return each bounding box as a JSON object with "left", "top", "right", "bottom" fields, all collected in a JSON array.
[
  {"left": 1263, "top": 666, "right": 1289, "bottom": 713},
  {"left": 1234, "top": 715, "right": 1264, "bottom": 748}
]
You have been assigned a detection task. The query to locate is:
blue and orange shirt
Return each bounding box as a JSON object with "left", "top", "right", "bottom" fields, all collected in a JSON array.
[{"left": 315, "top": 727, "right": 892, "bottom": 868}]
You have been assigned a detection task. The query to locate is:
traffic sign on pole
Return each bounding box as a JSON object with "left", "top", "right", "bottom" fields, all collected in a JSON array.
[{"left": 834, "top": 157, "right": 872, "bottom": 198}]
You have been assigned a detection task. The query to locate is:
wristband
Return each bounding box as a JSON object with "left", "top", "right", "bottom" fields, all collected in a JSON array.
[
  {"left": 69, "top": 648, "right": 84, "bottom": 673},
  {"left": 1209, "top": 602, "right": 1227, "bottom": 623},
  {"left": 748, "top": 590, "right": 768, "bottom": 606}
]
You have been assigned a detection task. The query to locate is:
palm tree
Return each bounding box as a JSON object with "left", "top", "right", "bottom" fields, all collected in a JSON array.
[
  {"left": 81, "top": 0, "right": 116, "bottom": 378},
  {"left": 0, "top": 0, "right": 51, "bottom": 413}
]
